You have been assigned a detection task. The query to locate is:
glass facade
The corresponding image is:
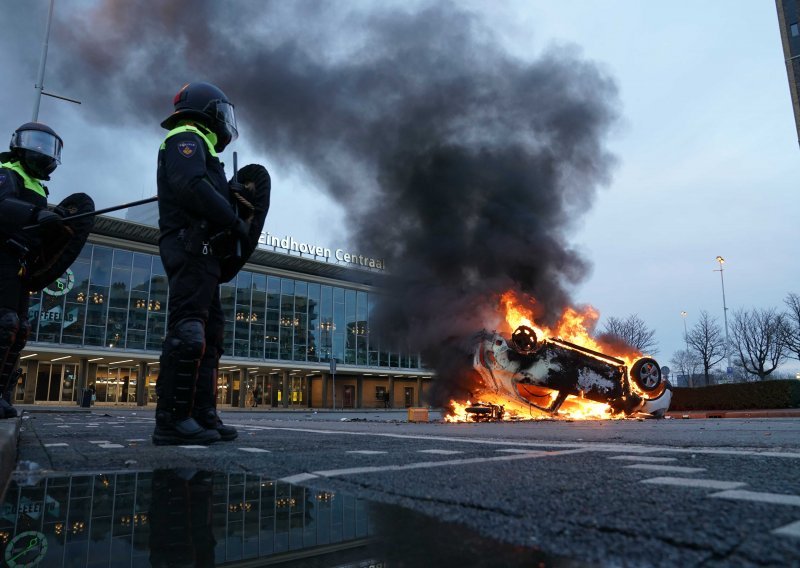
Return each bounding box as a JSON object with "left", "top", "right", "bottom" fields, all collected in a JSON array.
[{"left": 28, "top": 243, "right": 421, "bottom": 370}]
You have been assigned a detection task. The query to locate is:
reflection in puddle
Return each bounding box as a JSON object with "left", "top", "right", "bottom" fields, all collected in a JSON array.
[{"left": 0, "top": 469, "right": 577, "bottom": 567}]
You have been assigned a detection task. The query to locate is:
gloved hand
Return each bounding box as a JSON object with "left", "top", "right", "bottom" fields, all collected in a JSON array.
[
  {"left": 229, "top": 218, "right": 250, "bottom": 241},
  {"left": 35, "top": 209, "right": 64, "bottom": 229},
  {"left": 229, "top": 180, "right": 255, "bottom": 213}
]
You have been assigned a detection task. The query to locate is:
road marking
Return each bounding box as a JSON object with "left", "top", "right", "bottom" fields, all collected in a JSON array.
[
  {"left": 44, "top": 443, "right": 69, "bottom": 447},
  {"left": 640, "top": 477, "right": 747, "bottom": 490},
  {"left": 773, "top": 520, "right": 800, "bottom": 538},
  {"left": 609, "top": 456, "right": 677, "bottom": 463},
  {"left": 710, "top": 490, "right": 800, "bottom": 507},
  {"left": 248, "top": 425, "right": 800, "bottom": 459},
  {"left": 127, "top": 439, "right": 147, "bottom": 442},
  {"left": 623, "top": 464, "right": 706, "bottom": 474},
  {"left": 178, "top": 445, "right": 210, "bottom": 450},
  {"left": 496, "top": 449, "right": 537, "bottom": 453},
  {"left": 98, "top": 444, "right": 125, "bottom": 449},
  {"left": 86, "top": 425, "right": 99, "bottom": 428},
  {"left": 238, "top": 448, "right": 271, "bottom": 453},
  {"left": 89, "top": 440, "right": 111, "bottom": 444},
  {"left": 417, "top": 449, "right": 463, "bottom": 455},
  {"left": 56, "top": 425, "right": 70, "bottom": 428},
  {"left": 279, "top": 448, "right": 585, "bottom": 483},
  {"left": 346, "top": 450, "right": 388, "bottom": 455}
]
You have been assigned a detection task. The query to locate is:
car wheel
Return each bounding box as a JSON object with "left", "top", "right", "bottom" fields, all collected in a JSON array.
[
  {"left": 511, "top": 326, "right": 538, "bottom": 354},
  {"left": 630, "top": 358, "right": 666, "bottom": 398}
]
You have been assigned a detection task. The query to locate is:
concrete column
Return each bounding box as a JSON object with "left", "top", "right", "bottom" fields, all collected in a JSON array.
[
  {"left": 77, "top": 358, "right": 88, "bottom": 392},
  {"left": 23, "top": 360, "right": 38, "bottom": 404},
  {"left": 356, "top": 376, "right": 363, "bottom": 409},
  {"left": 136, "top": 361, "right": 148, "bottom": 406},
  {"left": 320, "top": 372, "right": 329, "bottom": 409},
  {"left": 282, "top": 371, "right": 289, "bottom": 408},
  {"left": 388, "top": 376, "right": 395, "bottom": 409},
  {"left": 238, "top": 366, "right": 248, "bottom": 408},
  {"left": 416, "top": 377, "right": 423, "bottom": 406}
]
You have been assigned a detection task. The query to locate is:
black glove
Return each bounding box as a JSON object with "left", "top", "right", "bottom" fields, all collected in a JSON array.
[
  {"left": 229, "top": 181, "right": 255, "bottom": 213},
  {"left": 36, "top": 209, "right": 64, "bottom": 229},
  {"left": 229, "top": 218, "right": 250, "bottom": 241}
]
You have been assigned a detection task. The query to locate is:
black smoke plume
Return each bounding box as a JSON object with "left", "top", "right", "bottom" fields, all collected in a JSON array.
[{"left": 50, "top": 1, "right": 619, "bottom": 404}]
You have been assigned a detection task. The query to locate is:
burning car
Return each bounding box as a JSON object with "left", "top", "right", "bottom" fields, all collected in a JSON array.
[{"left": 473, "top": 325, "right": 672, "bottom": 418}]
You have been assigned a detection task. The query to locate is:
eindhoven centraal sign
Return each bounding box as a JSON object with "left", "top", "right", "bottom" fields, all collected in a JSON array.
[{"left": 257, "top": 232, "right": 386, "bottom": 271}]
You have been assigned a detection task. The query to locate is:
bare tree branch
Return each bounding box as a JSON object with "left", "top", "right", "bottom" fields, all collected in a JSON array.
[
  {"left": 600, "top": 314, "right": 658, "bottom": 355},
  {"left": 730, "top": 307, "right": 790, "bottom": 380},
  {"left": 670, "top": 349, "right": 702, "bottom": 387},
  {"left": 784, "top": 293, "right": 800, "bottom": 361},
  {"left": 686, "top": 310, "right": 726, "bottom": 384}
]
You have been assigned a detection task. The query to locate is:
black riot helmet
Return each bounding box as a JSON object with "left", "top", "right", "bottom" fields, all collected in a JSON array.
[
  {"left": 160, "top": 82, "right": 238, "bottom": 152},
  {"left": 10, "top": 122, "right": 63, "bottom": 180}
]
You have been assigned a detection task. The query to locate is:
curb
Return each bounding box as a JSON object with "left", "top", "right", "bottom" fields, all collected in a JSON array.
[
  {"left": 0, "top": 417, "right": 20, "bottom": 502},
  {"left": 667, "top": 409, "right": 800, "bottom": 419}
]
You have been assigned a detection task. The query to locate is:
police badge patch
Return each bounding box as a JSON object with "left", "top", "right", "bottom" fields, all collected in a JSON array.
[{"left": 177, "top": 141, "right": 197, "bottom": 157}]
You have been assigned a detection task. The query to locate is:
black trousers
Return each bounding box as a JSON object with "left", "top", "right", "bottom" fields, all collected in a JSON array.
[{"left": 0, "top": 251, "right": 30, "bottom": 391}]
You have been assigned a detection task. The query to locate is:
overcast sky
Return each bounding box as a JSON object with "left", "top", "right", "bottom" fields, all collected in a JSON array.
[{"left": 1, "top": 1, "right": 797, "bottom": 373}]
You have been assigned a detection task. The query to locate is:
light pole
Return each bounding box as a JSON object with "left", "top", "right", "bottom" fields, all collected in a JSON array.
[
  {"left": 32, "top": 0, "right": 80, "bottom": 121},
  {"left": 680, "top": 311, "right": 689, "bottom": 352},
  {"left": 714, "top": 256, "right": 732, "bottom": 381}
]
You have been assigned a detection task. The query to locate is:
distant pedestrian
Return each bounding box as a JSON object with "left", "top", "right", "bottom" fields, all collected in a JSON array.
[{"left": 252, "top": 385, "right": 261, "bottom": 408}]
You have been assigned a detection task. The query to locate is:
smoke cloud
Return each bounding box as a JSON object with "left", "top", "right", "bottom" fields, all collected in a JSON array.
[{"left": 49, "top": 0, "right": 619, "bottom": 404}]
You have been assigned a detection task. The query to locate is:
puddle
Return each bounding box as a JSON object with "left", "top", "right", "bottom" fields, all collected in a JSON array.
[{"left": 0, "top": 469, "right": 581, "bottom": 567}]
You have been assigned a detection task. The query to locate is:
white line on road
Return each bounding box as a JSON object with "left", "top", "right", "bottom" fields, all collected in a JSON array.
[
  {"left": 98, "top": 444, "right": 125, "bottom": 449},
  {"left": 640, "top": 477, "right": 747, "bottom": 490},
  {"left": 238, "top": 448, "right": 271, "bottom": 453},
  {"left": 773, "top": 520, "right": 800, "bottom": 538},
  {"left": 89, "top": 441, "right": 111, "bottom": 444},
  {"left": 496, "top": 449, "right": 537, "bottom": 453},
  {"left": 178, "top": 445, "right": 211, "bottom": 450},
  {"left": 417, "top": 449, "right": 462, "bottom": 455},
  {"left": 609, "top": 456, "right": 677, "bottom": 462},
  {"left": 623, "top": 464, "right": 706, "bottom": 473},
  {"left": 710, "top": 490, "right": 800, "bottom": 507},
  {"left": 346, "top": 450, "right": 388, "bottom": 455},
  {"left": 127, "top": 439, "right": 147, "bottom": 442},
  {"left": 246, "top": 425, "right": 800, "bottom": 459},
  {"left": 44, "top": 443, "right": 69, "bottom": 447},
  {"left": 279, "top": 448, "right": 586, "bottom": 483}
]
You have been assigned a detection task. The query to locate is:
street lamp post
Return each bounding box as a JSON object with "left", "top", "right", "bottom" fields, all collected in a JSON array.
[
  {"left": 680, "top": 311, "right": 690, "bottom": 386},
  {"left": 714, "top": 256, "right": 733, "bottom": 381}
]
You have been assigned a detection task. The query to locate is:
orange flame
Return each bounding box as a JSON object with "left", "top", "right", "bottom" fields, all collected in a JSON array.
[{"left": 446, "top": 291, "right": 645, "bottom": 422}]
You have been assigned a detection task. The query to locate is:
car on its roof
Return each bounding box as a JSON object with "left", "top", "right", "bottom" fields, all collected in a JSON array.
[{"left": 473, "top": 325, "right": 672, "bottom": 417}]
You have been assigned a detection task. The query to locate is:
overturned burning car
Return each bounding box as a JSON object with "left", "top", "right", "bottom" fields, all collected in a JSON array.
[{"left": 472, "top": 326, "right": 672, "bottom": 418}]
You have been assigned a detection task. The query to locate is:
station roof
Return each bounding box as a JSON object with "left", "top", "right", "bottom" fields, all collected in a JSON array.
[{"left": 91, "top": 216, "right": 388, "bottom": 288}]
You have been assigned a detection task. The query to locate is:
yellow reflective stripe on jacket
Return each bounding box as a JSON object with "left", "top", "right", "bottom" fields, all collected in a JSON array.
[
  {"left": 160, "top": 125, "right": 218, "bottom": 157},
  {"left": 0, "top": 160, "right": 47, "bottom": 197}
]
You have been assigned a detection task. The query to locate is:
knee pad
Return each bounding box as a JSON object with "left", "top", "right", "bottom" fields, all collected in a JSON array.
[
  {"left": 0, "top": 310, "right": 20, "bottom": 348},
  {"left": 172, "top": 319, "right": 206, "bottom": 360},
  {"left": 10, "top": 319, "right": 30, "bottom": 352}
]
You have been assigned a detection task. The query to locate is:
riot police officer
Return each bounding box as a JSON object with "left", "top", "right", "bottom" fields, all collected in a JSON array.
[
  {"left": 153, "top": 82, "right": 267, "bottom": 445},
  {"left": 0, "top": 122, "right": 67, "bottom": 418}
]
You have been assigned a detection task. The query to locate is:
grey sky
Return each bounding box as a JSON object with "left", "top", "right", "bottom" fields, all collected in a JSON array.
[{"left": 1, "top": 1, "right": 797, "bottom": 373}]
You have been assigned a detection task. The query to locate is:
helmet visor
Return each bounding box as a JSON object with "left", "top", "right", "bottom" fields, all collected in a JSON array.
[
  {"left": 13, "top": 129, "right": 63, "bottom": 163},
  {"left": 210, "top": 101, "right": 238, "bottom": 143}
]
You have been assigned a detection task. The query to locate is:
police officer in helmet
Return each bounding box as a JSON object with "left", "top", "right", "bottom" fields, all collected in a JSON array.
[
  {"left": 0, "top": 122, "right": 67, "bottom": 418},
  {"left": 153, "top": 82, "right": 251, "bottom": 445}
]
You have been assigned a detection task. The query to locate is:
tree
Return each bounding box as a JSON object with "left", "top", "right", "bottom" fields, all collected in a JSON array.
[
  {"left": 784, "top": 293, "right": 800, "bottom": 362},
  {"left": 686, "top": 310, "right": 726, "bottom": 385},
  {"left": 600, "top": 314, "right": 658, "bottom": 355},
  {"left": 730, "top": 308, "right": 790, "bottom": 380},
  {"left": 670, "top": 349, "right": 702, "bottom": 387}
]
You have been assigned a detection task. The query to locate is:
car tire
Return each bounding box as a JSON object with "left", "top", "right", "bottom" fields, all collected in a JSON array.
[
  {"left": 511, "top": 326, "right": 538, "bottom": 354},
  {"left": 630, "top": 358, "right": 666, "bottom": 398}
]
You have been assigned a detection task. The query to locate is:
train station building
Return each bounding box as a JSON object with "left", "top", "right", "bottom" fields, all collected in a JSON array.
[{"left": 14, "top": 213, "right": 433, "bottom": 410}]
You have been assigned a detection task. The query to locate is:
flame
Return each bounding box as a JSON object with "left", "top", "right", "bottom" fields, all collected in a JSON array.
[{"left": 446, "top": 291, "right": 646, "bottom": 422}]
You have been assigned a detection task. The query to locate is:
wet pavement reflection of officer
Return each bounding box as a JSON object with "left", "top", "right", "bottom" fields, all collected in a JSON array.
[{"left": 149, "top": 469, "right": 216, "bottom": 567}]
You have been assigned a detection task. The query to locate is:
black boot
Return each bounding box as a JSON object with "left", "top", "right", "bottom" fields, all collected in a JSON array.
[
  {"left": 152, "top": 410, "right": 221, "bottom": 446},
  {"left": 152, "top": 319, "right": 220, "bottom": 446},
  {"left": 193, "top": 347, "right": 238, "bottom": 441}
]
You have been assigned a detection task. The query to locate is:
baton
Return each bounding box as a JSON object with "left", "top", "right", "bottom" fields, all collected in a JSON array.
[
  {"left": 232, "top": 152, "right": 243, "bottom": 259},
  {"left": 23, "top": 196, "right": 158, "bottom": 230}
]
